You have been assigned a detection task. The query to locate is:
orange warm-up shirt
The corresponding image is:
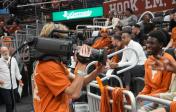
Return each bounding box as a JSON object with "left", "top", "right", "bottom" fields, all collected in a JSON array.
[
  {"left": 140, "top": 53, "right": 175, "bottom": 96},
  {"left": 112, "top": 88, "right": 124, "bottom": 112},
  {"left": 96, "top": 77, "right": 111, "bottom": 112},
  {"left": 92, "top": 36, "right": 112, "bottom": 49},
  {"left": 33, "top": 61, "right": 71, "bottom": 112}
]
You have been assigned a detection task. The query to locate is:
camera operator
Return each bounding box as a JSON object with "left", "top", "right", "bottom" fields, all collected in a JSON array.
[
  {"left": 32, "top": 23, "right": 104, "bottom": 112},
  {"left": 33, "top": 44, "right": 104, "bottom": 112}
]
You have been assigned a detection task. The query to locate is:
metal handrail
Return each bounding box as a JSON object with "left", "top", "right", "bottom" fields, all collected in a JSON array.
[
  {"left": 3, "top": 0, "right": 16, "bottom": 9},
  {"left": 86, "top": 48, "right": 139, "bottom": 75},
  {"left": 91, "top": 74, "right": 123, "bottom": 88},
  {"left": 76, "top": 25, "right": 90, "bottom": 30},
  {"left": 136, "top": 95, "right": 171, "bottom": 106},
  {"left": 138, "top": 11, "right": 155, "bottom": 23},
  {"left": 86, "top": 25, "right": 114, "bottom": 29},
  {"left": 87, "top": 81, "right": 137, "bottom": 112}
]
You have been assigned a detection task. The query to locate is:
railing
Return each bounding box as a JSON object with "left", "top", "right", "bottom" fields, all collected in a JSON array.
[
  {"left": 93, "top": 18, "right": 107, "bottom": 27},
  {"left": 136, "top": 95, "right": 172, "bottom": 111},
  {"left": 87, "top": 75, "right": 137, "bottom": 112},
  {"left": 86, "top": 47, "right": 139, "bottom": 75},
  {"left": 3, "top": 0, "right": 17, "bottom": 9},
  {"left": 138, "top": 11, "right": 155, "bottom": 23},
  {"left": 86, "top": 47, "right": 139, "bottom": 112}
]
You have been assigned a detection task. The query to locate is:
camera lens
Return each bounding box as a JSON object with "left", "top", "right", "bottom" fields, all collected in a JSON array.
[{"left": 76, "top": 48, "right": 107, "bottom": 64}]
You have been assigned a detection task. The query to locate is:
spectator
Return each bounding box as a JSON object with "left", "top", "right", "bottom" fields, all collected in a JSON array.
[
  {"left": 51, "top": 0, "right": 60, "bottom": 9},
  {"left": 8, "top": 20, "right": 21, "bottom": 34},
  {"left": 0, "top": 46, "right": 23, "bottom": 112},
  {"left": 166, "top": 12, "right": 176, "bottom": 49},
  {"left": 112, "top": 25, "right": 122, "bottom": 35},
  {"left": 0, "top": 20, "right": 8, "bottom": 37},
  {"left": 92, "top": 28, "right": 112, "bottom": 49},
  {"left": 169, "top": 12, "right": 176, "bottom": 32},
  {"left": 138, "top": 14, "right": 155, "bottom": 34},
  {"left": 119, "top": 8, "right": 138, "bottom": 26},
  {"left": 108, "top": 26, "right": 146, "bottom": 90},
  {"left": 132, "top": 24, "right": 147, "bottom": 46},
  {"left": 105, "top": 10, "right": 120, "bottom": 29},
  {"left": 139, "top": 50, "right": 176, "bottom": 112},
  {"left": 138, "top": 30, "right": 175, "bottom": 111},
  {"left": 110, "top": 34, "right": 124, "bottom": 63}
]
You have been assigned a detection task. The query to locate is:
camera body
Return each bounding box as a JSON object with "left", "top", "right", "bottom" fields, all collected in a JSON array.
[{"left": 28, "top": 30, "right": 107, "bottom": 65}]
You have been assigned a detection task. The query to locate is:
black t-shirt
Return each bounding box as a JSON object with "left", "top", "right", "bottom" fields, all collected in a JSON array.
[
  {"left": 133, "top": 31, "right": 147, "bottom": 46},
  {"left": 169, "top": 19, "right": 176, "bottom": 32}
]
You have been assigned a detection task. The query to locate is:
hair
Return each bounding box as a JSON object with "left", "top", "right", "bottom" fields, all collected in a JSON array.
[
  {"left": 100, "top": 28, "right": 108, "bottom": 33},
  {"left": 133, "top": 24, "right": 141, "bottom": 28},
  {"left": 40, "top": 22, "right": 69, "bottom": 38},
  {"left": 122, "top": 26, "right": 132, "bottom": 34},
  {"left": 126, "top": 8, "right": 133, "bottom": 14},
  {"left": 172, "top": 8, "right": 176, "bottom": 14},
  {"left": 148, "top": 30, "right": 168, "bottom": 47},
  {"left": 112, "top": 34, "right": 122, "bottom": 41},
  {"left": 116, "top": 25, "right": 122, "bottom": 31},
  {"left": 13, "top": 19, "right": 20, "bottom": 25}
]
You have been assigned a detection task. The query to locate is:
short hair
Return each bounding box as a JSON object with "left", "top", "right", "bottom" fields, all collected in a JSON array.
[
  {"left": 133, "top": 24, "right": 141, "bottom": 28},
  {"left": 100, "top": 28, "right": 108, "bottom": 33},
  {"left": 112, "top": 34, "right": 122, "bottom": 41},
  {"left": 172, "top": 8, "right": 176, "bottom": 14},
  {"left": 122, "top": 26, "right": 132, "bottom": 34},
  {"left": 116, "top": 25, "right": 122, "bottom": 31},
  {"left": 126, "top": 8, "right": 133, "bottom": 14},
  {"left": 148, "top": 30, "right": 168, "bottom": 47}
]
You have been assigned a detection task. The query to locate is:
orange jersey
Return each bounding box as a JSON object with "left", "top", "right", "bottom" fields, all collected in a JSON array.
[
  {"left": 140, "top": 53, "right": 175, "bottom": 96},
  {"left": 92, "top": 36, "right": 112, "bottom": 49},
  {"left": 33, "top": 61, "right": 71, "bottom": 112}
]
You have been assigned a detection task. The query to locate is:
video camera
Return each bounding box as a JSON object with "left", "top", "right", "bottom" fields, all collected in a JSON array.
[{"left": 28, "top": 30, "right": 107, "bottom": 65}]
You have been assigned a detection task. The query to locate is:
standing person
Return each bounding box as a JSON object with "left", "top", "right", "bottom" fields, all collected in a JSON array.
[
  {"left": 0, "top": 46, "right": 23, "bottom": 112},
  {"left": 33, "top": 29, "right": 105, "bottom": 111}
]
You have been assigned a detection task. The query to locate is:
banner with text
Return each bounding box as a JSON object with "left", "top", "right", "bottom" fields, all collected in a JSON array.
[
  {"left": 103, "top": 0, "right": 176, "bottom": 16},
  {"left": 52, "top": 7, "right": 103, "bottom": 22}
]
